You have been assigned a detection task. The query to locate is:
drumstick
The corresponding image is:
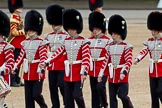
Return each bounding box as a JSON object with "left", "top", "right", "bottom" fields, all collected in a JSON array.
[{"left": 80, "top": 80, "right": 84, "bottom": 89}]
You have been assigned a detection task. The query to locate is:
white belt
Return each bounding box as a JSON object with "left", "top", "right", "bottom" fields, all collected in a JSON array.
[
  {"left": 70, "top": 60, "right": 82, "bottom": 64},
  {"left": 64, "top": 60, "right": 82, "bottom": 77},
  {"left": 92, "top": 57, "right": 105, "bottom": 61},
  {"left": 149, "top": 59, "right": 162, "bottom": 73},
  {"left": 90, "top": 57, "right": 105, "bottom": 71},
  {"left": 31, "top": 59, "right": 40, "bottom": 63},
  {"left": 23, "top": 59, "right": 40, "bottom": 73},
  {"left": 108, "top": 63, "right": 125, "bottom": 78}
]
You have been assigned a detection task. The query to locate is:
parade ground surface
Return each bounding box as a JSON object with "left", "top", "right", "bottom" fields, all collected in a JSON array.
[{"left": 1, "top": 9, "right": 162, "bottom": 108}]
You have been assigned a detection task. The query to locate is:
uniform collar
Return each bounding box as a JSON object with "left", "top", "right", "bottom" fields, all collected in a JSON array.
[
  {"left": 94, "top": 33, "right": 104, "bottom": 39},
  {"left": 113, "top": 39, "right": 123, "bottom": 44},
  {"left": 54, "top": 29, "right": 62, "bottom": 34},
  {"left": 70, "top": 34, "right": 79, "bottom": 39},
  {"left": 154, "top": 35, "right": 162, "bottom": 40},
  {"left": 29, "top": 35, "right": 38, "bottom": 40}
]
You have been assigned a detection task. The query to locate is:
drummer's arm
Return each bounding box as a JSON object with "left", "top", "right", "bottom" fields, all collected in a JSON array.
[
  {"left": 81, "top": 41, "right": 91, "bottom": 75},
  {"left": 45, "top": 45, "right": 65, "bottom": 66},
  {"left": 99, "top": 50, "right": 109, "bottom": 77},
  {"left": 135, "top": 46, "right": 149, "bottom": 63},
  {"left": 4, "top": 48, "right": 14, "bottom": 75},
  {"left": 15, "top": 48, "right": 25, "bottom": 69}
]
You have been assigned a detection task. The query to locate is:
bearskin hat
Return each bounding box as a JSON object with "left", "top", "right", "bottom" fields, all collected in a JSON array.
[
  {"left": 46, "top": 4, "right": 65, "bottom": 25},
  {"left": 0, "top": 10, "right": 10, "bottom": 37},
  {"left": 89, "top": 0, "right": 103, "bottom": 11},
  {"left": 8, "top": 0, "right": 23, "bottom": 13},
  {"left": 89, "top": 12, "right": 106, "bottom": 33},
  {"left": 63, "top": 9, "right": 83, "bottom": 34},
  {"left": 24, "top": 10, "right": 44, "bottom": 36},
  {"left": 147, "top": 11, "right": 162, "bottom": 31},
  {"left": 108, "top": 14, "right": 127, "bottom": 40}
]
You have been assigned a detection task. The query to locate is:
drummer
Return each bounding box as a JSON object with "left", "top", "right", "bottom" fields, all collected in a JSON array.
[{"left": 0, "top": 10, "right": 15, "bottom": 107}]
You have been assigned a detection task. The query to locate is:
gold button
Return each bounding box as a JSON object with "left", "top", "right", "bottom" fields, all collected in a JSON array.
[
  {"left": 113, "top": 64, "right": 117, "bottom": 69},
  {"left": 69, "top": 60, "right": 73, "bottom": 64},
  {"left": 93, "top": 58, "right": 97, "bottom": 61},
  {"left": 154, "top": 61, "right": 158, "bottom": 63},
  {"left": 28, "top": 60, "right": 32, "bottom": 64}
]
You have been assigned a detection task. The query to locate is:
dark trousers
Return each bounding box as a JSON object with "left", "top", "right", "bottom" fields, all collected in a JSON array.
[
  {"left": 24, "top": 80, "right": 47, "bottom": 108},
  {"left": 150, "top": 77, "right": 162, "bottom": 108},
  {"left": 109, "top": 82, "right": 133, "bottom": 108},
  {"left": 90, "top": 76, "right": 108, "bottom": 108},
  {"left": 64, "top": 81, "right": 86, "bottom": 108},
  {"left": 48, "top": 70, "right": 65, "bottom": 108},
  {"left": 11, "top": 48, "right": 21, "bottom": 84}
]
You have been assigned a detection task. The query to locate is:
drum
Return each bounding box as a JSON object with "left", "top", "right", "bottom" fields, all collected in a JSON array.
[{"left": 0, "top": 76, "right": 11, "bottom": 98}]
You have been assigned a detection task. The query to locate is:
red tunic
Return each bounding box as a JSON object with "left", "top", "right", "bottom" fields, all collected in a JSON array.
[
  {"left": 105, "top": 41, "right": 133, "bottom": 83},
  {"left": 15, "top": 37, "right": 49, "bottom": 80},
  {"left": 0, "top": 40, "right": 14, "bottom": 84},
  {"left": 88, "top": 34, "right": 112, "bottom": 77},
  {"left": 44, "top": 31, "right": 69, "bottom": 71},
  {"left": 48, "top": 35, "right": 90, "bottom": 82},
  {"left": 136, "top": 37, "right": 162, "bottom": 78},
  {"left": 9, "top": 13, "right": 26, "bottom": 48}
]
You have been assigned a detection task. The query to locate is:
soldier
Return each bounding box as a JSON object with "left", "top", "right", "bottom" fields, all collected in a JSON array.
[
  {"left": 106, "top": 15, "right": 134, "bottom": 108},
  {"left": 88, "top": 0, "right": 109, "bottom": 35},
  {"left": 88, "top": 0, "right": 103, "bottom": 12},
  {"left": 8, "top": 0, "right": 26, "bottom": 87},
  {"left": 42, "top": 9, "right": 90, "bottom": 108},
  {"left": 134, "top": 11, "right": 162, "bottom": 108},
  {"left": 14, "top": 10, "right": 48, "bottom": 108},
  {"left": 45, "top": 4, "right": 68, "bottom": 108},
  {"left": 0, "top": 10, "right": 15, "bottom": 108},
  {"left": 88, "top": 12, "right": 111, "bottom": 108}
]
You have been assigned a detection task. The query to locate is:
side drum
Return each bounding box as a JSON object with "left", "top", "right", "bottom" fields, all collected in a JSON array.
[{"left": 0, "top": 76, "right": 11, "bottom": 98}]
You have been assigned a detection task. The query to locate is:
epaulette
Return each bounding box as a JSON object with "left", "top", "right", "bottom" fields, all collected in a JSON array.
[
  {"left": 44, "top": 33, "right": 49, "bottom": 39},
  {"left": 4, "top": 43, "right": 14, "bottom": 50},
  {"left": 125, "top": 43, "right": 133, "bottom": 50},
  {"left": 83, "top": 38, "right": 91, "bottom": 45},
  {"left": 40, "top": 40, "right": 50, "bottom": 46}
]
